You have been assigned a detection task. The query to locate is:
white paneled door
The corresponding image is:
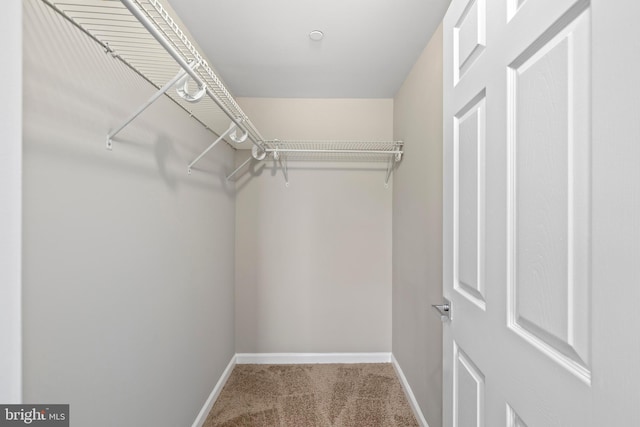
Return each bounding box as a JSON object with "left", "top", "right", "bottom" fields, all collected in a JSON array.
[{"left": 443, "top": 0, "right": 640, "bottom": 426}]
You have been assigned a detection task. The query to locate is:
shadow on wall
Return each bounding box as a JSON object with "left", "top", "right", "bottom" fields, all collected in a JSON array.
[
  {"left": 153, "top": 135, "right": 178, "bottom": 190},
  {"left": 26, "top": 124, "right": 236, "bottom": 197},
  {"left": 232, "top": 157, "right": 267, "bottom": 193}
]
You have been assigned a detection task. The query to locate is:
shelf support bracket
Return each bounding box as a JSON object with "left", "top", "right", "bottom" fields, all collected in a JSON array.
[
  {"left": 188, "top": 122, "right": 237, "bottom": 174},
  {"left": 226, "top": 156, "right": 253, "bottom": 181},
  {"left": 385, "top": 156, "right": 395, "bottom": 188},
  {"left": 273, "top": 147, "right": 289, "bottom": 187},
  {"left": 280, "top": 156, "right": 289, "bottom": 187},
  {"left": 106, "top": 67, "right": 188, "bottom": 150},
  {"left": 384, "top": 143, "right": 404, "bottom": 188}
]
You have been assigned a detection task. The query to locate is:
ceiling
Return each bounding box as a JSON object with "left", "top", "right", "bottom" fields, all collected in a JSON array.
[{"left": 168, "top": 0, "right": 451, "bottom": 98}]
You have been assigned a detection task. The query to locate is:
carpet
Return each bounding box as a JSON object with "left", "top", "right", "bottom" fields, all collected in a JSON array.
[{"left": 203, "top": 363, "right": 419, "bottom": 427}]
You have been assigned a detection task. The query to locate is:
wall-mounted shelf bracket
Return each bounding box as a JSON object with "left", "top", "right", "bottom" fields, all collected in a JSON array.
[
  {"left": 274, "top": 148, "right": 289, "bottom": 187},
  {"left": 385, "top": 157, "right": 394, "bottom": 189},
  {"left": 282, "top": 158, "right": 289, "bottom": 187},
  {"left": 384, "top": 142, "right": 404, "bottom": 188},
  {"left": 106, "top": 67, "right": 187, "bottom": 150},
  {"left": 226, "top": 156, "right": 253, "bottom": 181},
  {"left": 188, "top": 122, "right": 238, "bottom": 174},
  {"left": 106, "top": 59, "right": 203, "bottom": 150}
]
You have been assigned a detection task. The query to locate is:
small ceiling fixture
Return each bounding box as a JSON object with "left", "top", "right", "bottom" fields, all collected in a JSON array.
[{"left": 309, "top": 30, "right": 324, "bottom": 41}]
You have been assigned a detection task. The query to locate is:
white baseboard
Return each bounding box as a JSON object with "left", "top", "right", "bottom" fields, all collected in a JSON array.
[
  {"left": 235, "top": 352, "right": 392, "bottom": 365},
  {"left": 391, "top": 354, "right": 430, "bottom": 427},
  {"left": 191, "top": 354, "right": 237, "bottom": 427}
]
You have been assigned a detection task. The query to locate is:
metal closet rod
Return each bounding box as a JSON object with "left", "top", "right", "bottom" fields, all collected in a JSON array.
[{"left": 119, "top": 0, "right": 263, "bottom": 150}]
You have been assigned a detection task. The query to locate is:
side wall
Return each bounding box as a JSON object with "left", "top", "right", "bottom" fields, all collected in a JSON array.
[
  {"left": 0, "top": 0, "right": 22, "bottom": 403},
  {"left": 392, "top": 24, "right": 444, "bottom": 427},
  {"left": 235, "top": 98, "right": 393, "bottom": 353},
  {"left": 22, "top": 2, "right": 235, "bottom": 426}
]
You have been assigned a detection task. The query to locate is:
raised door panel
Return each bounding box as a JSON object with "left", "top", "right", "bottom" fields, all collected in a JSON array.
[
  {"left": 454, "top": 343, "right": 485, "bottom": 427},
  {"left": 507, "top": 0, "right": 528, "bottom": 21},
  {"left": 454, "top": 0, "right": 486, "bottom": 83},
  {"left": 507, "top": 404, "right": 528, "bottom": 427},
  {"left": 507, "top": 7, "right": 591, "bottom": 382},
  {"left": 454, "top": 92, "right": 486, "bottom": 309}
]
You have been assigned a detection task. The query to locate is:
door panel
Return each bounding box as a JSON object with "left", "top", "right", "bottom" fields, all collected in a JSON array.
[
  {"left": 454, "top": 0, "right": 486, "bottom": 84},
  {"left": 506, "top": 404, "right": 528, "bottom": 427},
  {"left": 443, "top": 0, "right": 640, "bottom": 425},
  {"left": 453, "top": 342, "right": 485, "bottom": 427},
  {"left": 507, "top": 7, "right": 592, "bottom": 381},
  {"left": 454, "top": 92, "right": 486, "bottom": 309}
]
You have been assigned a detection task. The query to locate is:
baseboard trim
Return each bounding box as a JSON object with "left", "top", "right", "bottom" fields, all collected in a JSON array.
[
  {"left": 235, "top": 352, "right": 392, "bottom": 365},
  {"left": 391, "top": 354, "right": 430, "bottom": 427},
  {"left": 191, "top": 354, "right": 236, "bottom": 427}
]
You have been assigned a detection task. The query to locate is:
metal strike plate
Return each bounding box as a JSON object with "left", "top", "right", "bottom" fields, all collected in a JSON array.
[{"left": 432, "top": 298, "right": 452, "bottom": 322}]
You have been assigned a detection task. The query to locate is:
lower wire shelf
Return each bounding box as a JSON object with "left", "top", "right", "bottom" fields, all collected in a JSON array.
[{"left": 227, "top": 140, "right": 404, "bottom": 187}]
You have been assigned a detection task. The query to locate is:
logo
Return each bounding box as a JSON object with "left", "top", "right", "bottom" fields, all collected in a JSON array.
[{"left": 0, "top": 405, "right": 68, "bottom": 426}]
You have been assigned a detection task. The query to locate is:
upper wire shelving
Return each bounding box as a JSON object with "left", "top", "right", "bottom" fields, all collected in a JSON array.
[
  {"left": 42, "top": 0, "right": 404, "bottom": 186},
  {"left": 43, "top": 0, "right": 264, "bottom": 153}
]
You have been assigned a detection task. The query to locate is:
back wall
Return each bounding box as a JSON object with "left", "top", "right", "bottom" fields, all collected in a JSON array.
[{"left": 234, "top": 98, "right": 393, "bottom": 353}]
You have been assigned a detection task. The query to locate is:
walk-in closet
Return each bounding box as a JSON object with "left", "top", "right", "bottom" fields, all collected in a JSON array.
[
  {"left": 7, "top": 0, "right": 444, "bottom": 425},
  {"left": 4, "top": 0, "right": 640, "bottom": 426}
]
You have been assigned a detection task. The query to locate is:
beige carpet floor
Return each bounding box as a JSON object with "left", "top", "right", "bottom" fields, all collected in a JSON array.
[{"left": 203, "top": 363, "right": 419, "bottom": 427}]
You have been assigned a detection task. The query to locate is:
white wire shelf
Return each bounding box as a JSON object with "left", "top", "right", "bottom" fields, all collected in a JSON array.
[
  {"left": 227, "top": 140, "right": 404, "bottom": 187},
  {"left": 262, "top": 140, "right": 404, "bottom": 162},
  {"left": 43, "top": 0, "right": 264, "bottom": 147}
]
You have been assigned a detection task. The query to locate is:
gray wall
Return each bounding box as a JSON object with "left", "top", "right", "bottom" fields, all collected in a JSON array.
[
  {"left": 234, "top": 98, "right": 393, "bottom": 353},
  {"left": 392, "top": 24, "right": 444, "bottom": 427},
  {"left": 22, "top": 1, "right": 235, "bottom": 426},
  {"left": 0, "top": 0, "right": 22, "bottom": 403}
]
